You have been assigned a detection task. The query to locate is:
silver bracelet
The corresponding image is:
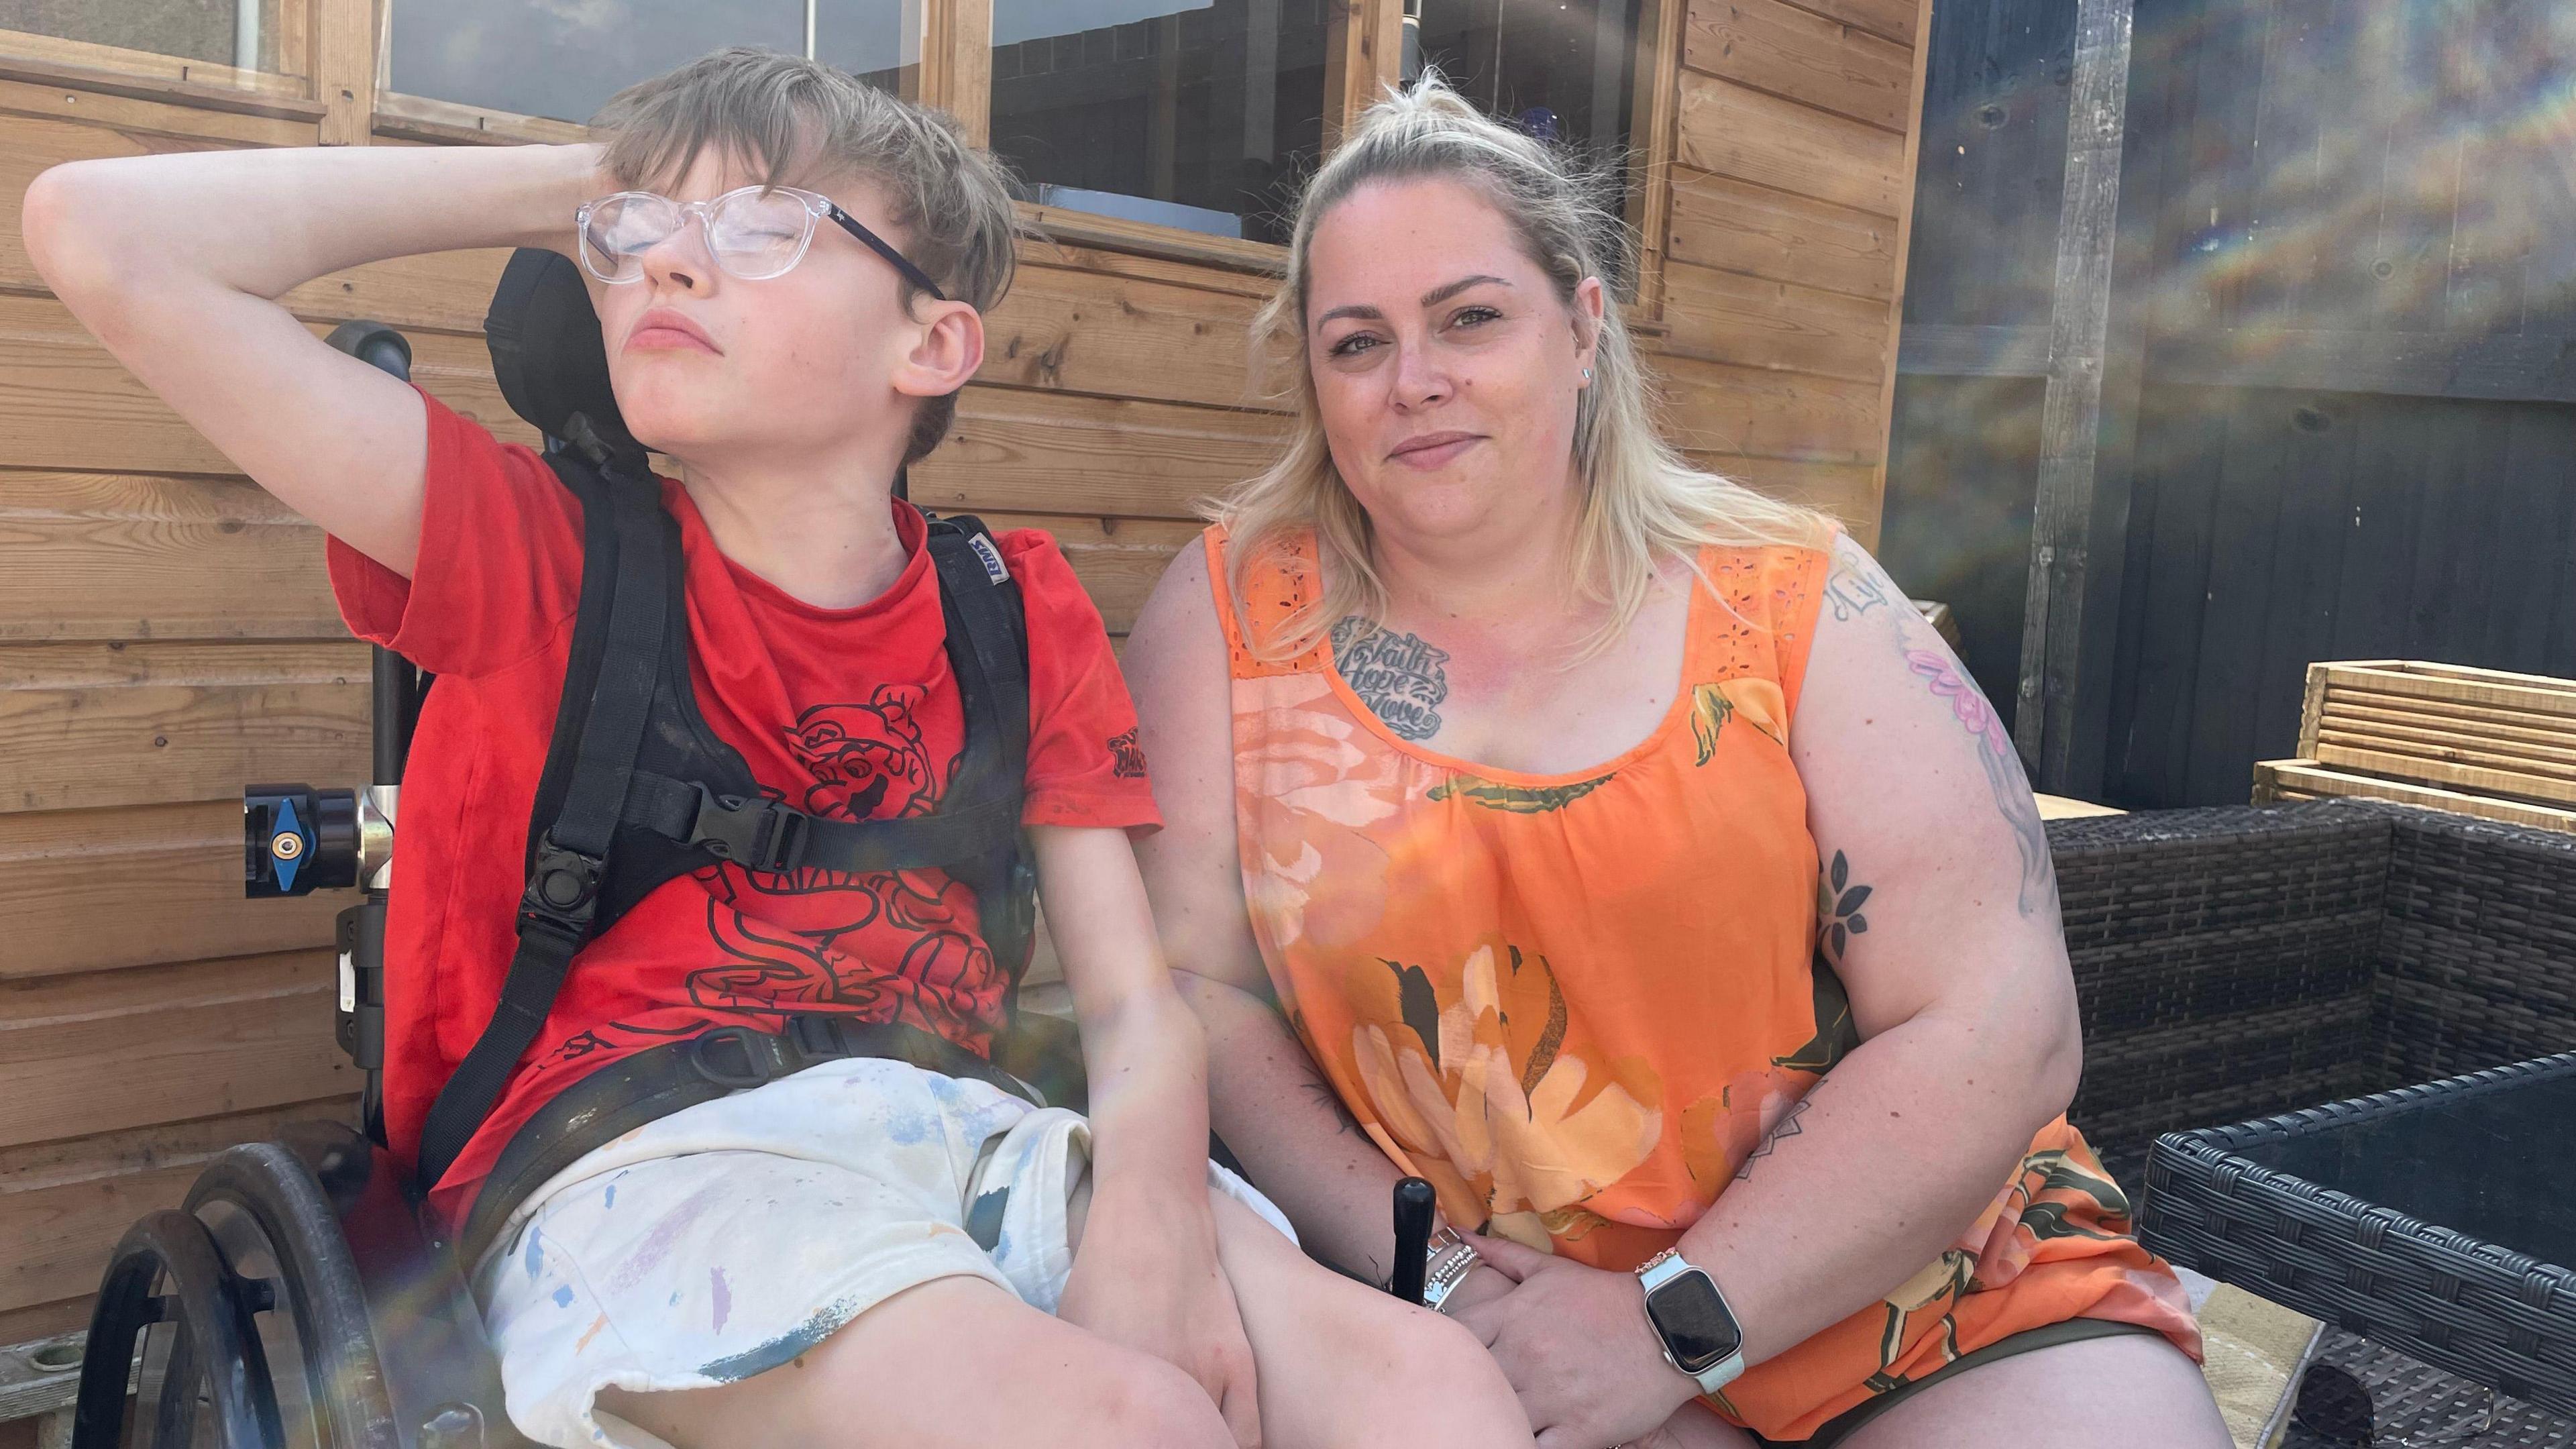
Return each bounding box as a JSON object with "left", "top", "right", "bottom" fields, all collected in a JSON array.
[{"left": 1418, "top": 1227, "right": 1479, "bottom": 1314}]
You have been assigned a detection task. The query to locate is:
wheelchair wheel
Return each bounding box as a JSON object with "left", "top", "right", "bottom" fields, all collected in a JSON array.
[
  {"left": 182, "top": 1141, "right": 400, "bottom": 1449},
  {"left": 75, "top": 1210, "right": 285, "bottom": 1449},
  {"left": 72, "top": 1121, "right": 513, "bottom": 1449}
]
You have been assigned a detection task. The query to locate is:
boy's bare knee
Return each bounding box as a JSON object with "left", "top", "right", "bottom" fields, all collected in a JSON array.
[{"left": 1080, "top": 1354, "right": 1232, "bottom": 1449}]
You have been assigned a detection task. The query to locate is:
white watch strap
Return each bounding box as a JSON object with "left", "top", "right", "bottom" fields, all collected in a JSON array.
[{"left": 1635, "top": 1250, "right": 1746, "bottom": 1394}]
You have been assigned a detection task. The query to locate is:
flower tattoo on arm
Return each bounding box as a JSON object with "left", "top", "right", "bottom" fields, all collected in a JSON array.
[{"left": 1904, "top": 649, "right": 2058, "bottom": 918}]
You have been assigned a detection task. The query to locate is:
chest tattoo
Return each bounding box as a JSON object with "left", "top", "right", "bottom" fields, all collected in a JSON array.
[{"left": 1332, "top": 616, "right": 1450, "bottom": 741}]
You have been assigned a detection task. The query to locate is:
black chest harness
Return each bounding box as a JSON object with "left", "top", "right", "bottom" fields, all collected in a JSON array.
[{"left": 411, "top": 250, "right": 1068, "bottom": 1266}]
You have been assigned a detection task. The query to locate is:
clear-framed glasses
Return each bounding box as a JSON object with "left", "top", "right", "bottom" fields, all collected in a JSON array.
[{"left": 574, "top": 184, "right": 947, "bottom": 299}]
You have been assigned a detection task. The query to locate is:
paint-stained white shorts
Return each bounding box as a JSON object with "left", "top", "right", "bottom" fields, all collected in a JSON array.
[{"left": 471, "top": 1055, "right": 1292, "bottom": 1449}]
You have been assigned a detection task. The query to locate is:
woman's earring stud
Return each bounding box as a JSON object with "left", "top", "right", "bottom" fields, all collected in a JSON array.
[{"left": 1582, "top": 367, "right": 1593, "bottom": 381}]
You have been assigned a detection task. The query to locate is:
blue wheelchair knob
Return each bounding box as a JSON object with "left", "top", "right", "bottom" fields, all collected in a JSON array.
[
  {"left": 269, "top": 797, "right": 310, "bottom": 893},
  {"left": 246, "top": 784, "right": 360, "bottom": 896}
]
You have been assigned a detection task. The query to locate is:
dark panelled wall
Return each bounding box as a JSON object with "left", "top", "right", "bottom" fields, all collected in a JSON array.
[
  {"left": 1878, "top": 0, "right": 2074, "bottom": 715},
  {"left": 1884, "top": 0, "right": 2576, "bottom": 807},
  {"left": 2104, "top": 0, "right": 2576, "bottom": 806}
]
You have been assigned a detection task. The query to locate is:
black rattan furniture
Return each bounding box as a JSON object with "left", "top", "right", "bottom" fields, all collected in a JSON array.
[
  {"left": 2047, "top": 800, "right": 2576, "bottom": 1176},
  {"left": 2294, "top": 1328, "right": 2576, "bottom": 1446},
  {"left": 2043, "top": 799, "right": 2576, "bottom": 1436},
  {"left": 2141, "top": 1053, "right": 2576, "bottom": 1420}
]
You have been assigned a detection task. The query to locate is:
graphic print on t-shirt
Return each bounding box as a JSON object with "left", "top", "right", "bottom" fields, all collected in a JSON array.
[
  {"left": 531, "top": 683, "right": 1004, "bottom": 1073},
  {"left": 786, "top": 688, "right": 940, "bottom": 820},
  {"left": 1106, "top": 728, "right": 1147, "bottom": 780}
]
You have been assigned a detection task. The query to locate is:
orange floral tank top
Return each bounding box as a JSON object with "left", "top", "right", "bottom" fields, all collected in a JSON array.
[{"left": 1207, "top": 527, "right": 2198, "bottom": 1440}]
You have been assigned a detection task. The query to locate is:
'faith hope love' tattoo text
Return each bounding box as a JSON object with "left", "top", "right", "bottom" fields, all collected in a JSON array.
[{"left": 1332, "top": 616, "right": 1450, "bottom": 741}]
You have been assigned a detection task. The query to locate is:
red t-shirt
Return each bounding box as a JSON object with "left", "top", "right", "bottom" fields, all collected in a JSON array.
[{"left": 328, "top": 390, "right": 1157, "bottom": 1225}]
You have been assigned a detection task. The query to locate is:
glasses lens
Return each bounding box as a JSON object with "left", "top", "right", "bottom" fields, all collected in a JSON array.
[
  {"left": 708, "top": 191, "right": 814, "bottom": 280},
  {"left": 579, "top": 193, "right": 681, "bottom": 282}
]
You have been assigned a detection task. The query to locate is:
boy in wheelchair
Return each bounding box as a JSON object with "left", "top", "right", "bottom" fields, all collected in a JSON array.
[{"left": 25, "top": 46, "right": 1525, "bottom": 1449}]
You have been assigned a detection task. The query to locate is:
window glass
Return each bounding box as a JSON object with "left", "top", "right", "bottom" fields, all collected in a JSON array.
[
  {"left": 1409, "top": 0, "right": 1646, "bottom": 288},
  {"left": 989, "top": 0, "right": 1329, "bottom": 244},
  {"left": 814, "top": 0, "right": 912, "bottom": 93},
  {"left": 389, "top": 1, "right": 907, "bottom": 125},
  {"left": 0, "top": 0, "right": 289, "bottom": 72},
  {"left": 1409, "top": 0, "right": 1644, "bottom": 163}
]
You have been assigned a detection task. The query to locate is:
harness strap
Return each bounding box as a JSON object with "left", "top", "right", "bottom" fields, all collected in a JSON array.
[
  {"left": 456, "top": 1014, "right": 1041, "bottom": 1269},
  {"left": 413, "top": 462, "right": 670, "bottom": 1199},
  {"left": 621, "top": 771, "right": 1024, "bottom": 875},
  {"left": 924, "top": 524, "right": 1032, "bottom": 790},
  {"left": 409, "top": 491, "right": 1043, "bottom": 1203},
  {"left": 922, "top": 521, "right": 1037, "bottom": 997}
]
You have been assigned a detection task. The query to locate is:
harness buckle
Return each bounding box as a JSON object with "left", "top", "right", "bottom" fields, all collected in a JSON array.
[
  {"left": 517, "top": 835, "right": 604, "bottom": 945},
  {"left": 688, "top": 786, "right": 810, "bottom": 874},
  {"left": 688, "top": 1026, "right": 779, "bottom": 1090},
  {"left": 785, "top": 1012, "right": 846, "bottom": 1060}
]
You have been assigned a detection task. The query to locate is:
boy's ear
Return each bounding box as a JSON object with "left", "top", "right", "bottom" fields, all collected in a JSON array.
[{"left": 890, "top": 300, "right": 983, "bottom": 400}]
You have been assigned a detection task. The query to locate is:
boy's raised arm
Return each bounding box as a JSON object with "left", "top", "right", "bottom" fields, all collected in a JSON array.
[{"left": 20, "top": 142, "right": 602, "bottom": 576}]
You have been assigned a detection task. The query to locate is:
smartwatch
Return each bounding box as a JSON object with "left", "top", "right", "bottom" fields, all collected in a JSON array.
[{"left": 1633, "top": 1248, "right": 1746, "bottom": 1393}]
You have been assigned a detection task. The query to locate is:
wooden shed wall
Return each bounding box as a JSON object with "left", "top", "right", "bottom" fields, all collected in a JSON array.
[{"left": 0, "top": 0, "right": 1933, "bottom": 1342}]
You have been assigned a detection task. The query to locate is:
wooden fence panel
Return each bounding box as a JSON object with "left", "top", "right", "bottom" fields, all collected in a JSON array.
[
  {"left": 1674, "top": 70, "right": 1909, "bottom": 218},
  {"left": 0, "top": 472, "right": 335, "bottom": 643},
  {"left": 0, "top": 950, "right": 353, "bottom": 1151},
  {"left": 1665, "top": 168, "right": 1898, "bottom": 303},
  {"left": 0, "top": 641, "right": 373, "bottom": 815},
  {"left": 0, "top": 0, "right": 1943, "bottom": 1344},
  {"left": 1660, "top": 261, "right": 1893, "bottom": 384},
  {"left": 1682, "top": 0, "right": 1915, "bottom": 131},
  {"left": 0, "top": 803, "right": 342, "bottom": 978}
]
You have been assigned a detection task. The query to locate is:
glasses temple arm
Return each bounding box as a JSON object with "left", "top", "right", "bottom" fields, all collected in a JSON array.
[{"left": 824, "top": 203, "right": 948, "bottom": 303}]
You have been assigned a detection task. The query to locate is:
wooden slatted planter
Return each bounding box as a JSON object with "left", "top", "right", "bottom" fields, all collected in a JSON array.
[{"left": 2253, "top": 661, "right": 2576, "bottom": 833}]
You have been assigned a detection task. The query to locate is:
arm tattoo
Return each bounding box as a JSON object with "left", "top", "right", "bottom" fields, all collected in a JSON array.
[
  {"left": 1818, "top": 849, "right": 1871, "bottom": 965},
  {"left": 1301, "top": 1077, "right": 1364, "bottom": 1138},
  {"left": 1735, "top": 1092, "right": 1815, "bottom": 1181},
  {"left": 1902, "top": 647, "right": 2059, "bottom": 917},
  {"left": 1823, "top": 546, "right": 1895, "bottom": 621},
  {"left": 1332, "top": 616, "right": 1450, "bottom": 741}
]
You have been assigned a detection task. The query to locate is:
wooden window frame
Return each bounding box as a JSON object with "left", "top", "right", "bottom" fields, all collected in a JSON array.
[
  {"left": 135, "top": 0, "right": 1676, "bottom": 290},
  {"left": 1322, "top": 0, "right": 1688, "bottom": 323},
  {"left": 366, "top": 0, "right": 960, "bottom": 145},
  {"left": 0, "top": 0, "right": 1678, "bottom": 296},
  {"left": 1625, "top": 0, "right": 1686, "bottom": 323},
  {"left": 975, "top": 0, "right": 1685, "bottom": 290},
  {"left": 0, "top": 0, "right": 323, "bottom": 119}
]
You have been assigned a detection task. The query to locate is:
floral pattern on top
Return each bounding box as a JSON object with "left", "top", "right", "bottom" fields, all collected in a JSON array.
[{"left": 1207, "top": 526, "right": 2200, "bottom": 1442}]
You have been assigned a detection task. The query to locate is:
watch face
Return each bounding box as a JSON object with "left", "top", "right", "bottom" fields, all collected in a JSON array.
[{"left": 1644, "top": 1269, "right": 1743, "bottom": 1375}]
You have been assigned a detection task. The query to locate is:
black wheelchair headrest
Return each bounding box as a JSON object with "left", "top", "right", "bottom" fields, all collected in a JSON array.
[{"left": 484, "top": 248, "right": 636, "bottom": 457}]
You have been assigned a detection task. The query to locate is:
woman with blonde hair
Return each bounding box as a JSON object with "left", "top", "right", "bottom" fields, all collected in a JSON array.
[{"left": 1124, "top": 75, "right": 2227, "bottom": 1449}]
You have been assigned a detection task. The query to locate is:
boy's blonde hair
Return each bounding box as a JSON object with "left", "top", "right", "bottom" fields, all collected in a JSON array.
[
  {"left": 1213, "top": 72, "right": 1831, "bottom": 659},
  {"left": 592, "top": 47, "right": 1020, "bottom": 465}
]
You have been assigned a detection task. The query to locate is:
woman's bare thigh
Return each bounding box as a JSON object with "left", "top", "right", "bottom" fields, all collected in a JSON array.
[{"left": 1835, "top": 1331, "right": 2228, "bottom": 1449}]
